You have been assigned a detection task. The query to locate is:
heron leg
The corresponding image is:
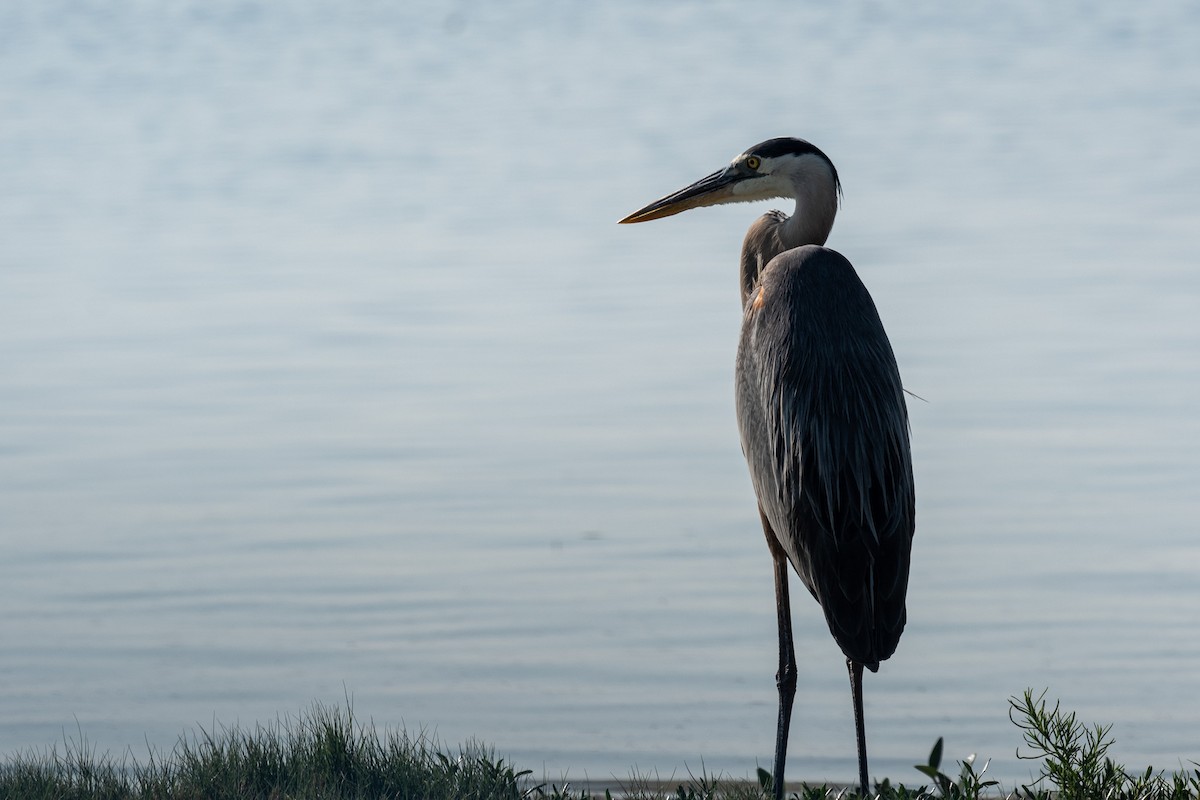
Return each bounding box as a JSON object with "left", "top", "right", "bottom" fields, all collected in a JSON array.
[
  {"left": 761, "top": 509, "right": 796, "bottom": 800},
  {"left": 847, "top": 659, "right": 869, "bottom": 796}
]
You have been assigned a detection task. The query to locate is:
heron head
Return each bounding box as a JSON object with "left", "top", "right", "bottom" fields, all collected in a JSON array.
[{"left": 618, "top": 137, "right": 840, "bottom": 224}]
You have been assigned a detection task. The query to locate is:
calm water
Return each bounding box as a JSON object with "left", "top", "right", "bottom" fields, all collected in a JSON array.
[{"left": 2, "top": 1, "right": 1198, "bottom": 787}]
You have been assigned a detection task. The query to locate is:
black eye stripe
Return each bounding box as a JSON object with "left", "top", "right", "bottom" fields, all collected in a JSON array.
[
  {"left": 743, "top": 137, "right": 841, "bottom": 195},
  {"left": 747, "top": 137, "right": 826, "bottom": 160}
]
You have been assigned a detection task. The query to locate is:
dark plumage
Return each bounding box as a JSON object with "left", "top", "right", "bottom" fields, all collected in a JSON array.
[{"left": 737, "top": 245, "right": 913, "bottom": 671}]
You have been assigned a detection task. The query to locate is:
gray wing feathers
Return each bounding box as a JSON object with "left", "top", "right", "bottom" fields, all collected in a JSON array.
[{"left": 736, "top": 245, "right": 915, "bottom": 670}]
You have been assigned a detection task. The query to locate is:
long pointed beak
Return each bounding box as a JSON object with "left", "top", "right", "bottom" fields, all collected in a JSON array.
[{"left": 618, "top": 166, "right": 743, "bottom": 224}]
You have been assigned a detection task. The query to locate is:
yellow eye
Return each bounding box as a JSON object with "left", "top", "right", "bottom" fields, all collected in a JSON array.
[{"left": 745, "top": 155, "right": 761, "bottom": 171}]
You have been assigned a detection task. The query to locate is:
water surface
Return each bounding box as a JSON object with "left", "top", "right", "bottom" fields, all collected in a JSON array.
[{"left": 2, "top": 1, "right": 1198, "bottom": 786}]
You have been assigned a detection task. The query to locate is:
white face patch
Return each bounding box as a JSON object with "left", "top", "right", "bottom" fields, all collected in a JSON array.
[{"left": 729, "top": 158, "right": 792, "bottom": 202}]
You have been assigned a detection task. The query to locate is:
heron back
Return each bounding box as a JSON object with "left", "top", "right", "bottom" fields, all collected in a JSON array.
[{"left": 735, "top": 245, "right": 915, "bottom": 670}]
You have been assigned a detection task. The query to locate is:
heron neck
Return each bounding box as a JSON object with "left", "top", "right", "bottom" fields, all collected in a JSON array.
[
  {"left": 739, "top": 190, "right": 838, "bottom": 306},
  {"left": 782, "top": 179, "right": 837, "bottom": 250}
]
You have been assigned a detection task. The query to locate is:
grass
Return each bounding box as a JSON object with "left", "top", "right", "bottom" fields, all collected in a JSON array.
[{"left": 0, "top": 690, "right": 1196, "bottom": 800}]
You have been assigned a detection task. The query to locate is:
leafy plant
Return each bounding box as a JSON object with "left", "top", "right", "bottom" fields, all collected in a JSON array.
[
  {"left": 913, "top": 736, "right": 998, "bottom": 799},
  {"left": 1009, "top": 688, "right": 1200, "bottom": 800}
]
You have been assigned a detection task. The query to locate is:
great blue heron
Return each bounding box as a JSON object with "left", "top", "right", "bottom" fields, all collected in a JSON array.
[{"left": 619, "top": 138, "right": 914, "bottom": 798}]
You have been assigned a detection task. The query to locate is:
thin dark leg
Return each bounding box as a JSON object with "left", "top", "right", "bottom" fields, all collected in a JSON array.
[
  {"left": 771, "top": 553, "right": 796, "bottom": 800},
  {"left": 847, "top": 659, "right": 869, "bottom": 796},
  {"left": 762, "top": 510, "right": 796, "bottom": 800}
]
